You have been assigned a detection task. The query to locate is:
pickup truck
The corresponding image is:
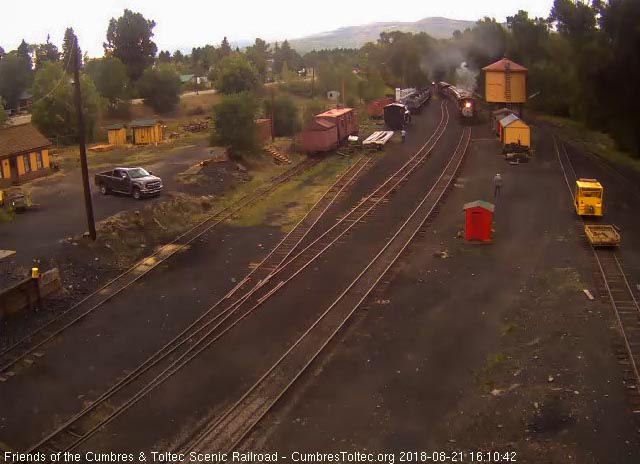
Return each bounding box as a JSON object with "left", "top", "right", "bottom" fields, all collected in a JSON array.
[{"left": 94, "top": 167, "right": 163, "bottom": 200}]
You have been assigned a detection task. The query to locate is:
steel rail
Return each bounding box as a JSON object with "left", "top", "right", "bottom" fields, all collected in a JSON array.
[
  {"left": 184, "top": 127, "right": 472, "bottom": 452},
  {"left": 553, "top": 135, "right": 640, "bottom": 398},
  {"left": 26, "top": 102, "right": 451, "bottom": 457},
  {"left": 0, "top": 158, "right": 319, "bottom": 378},
  {"left": 24, "top": 155, "right": 371, "bottom": 456}
]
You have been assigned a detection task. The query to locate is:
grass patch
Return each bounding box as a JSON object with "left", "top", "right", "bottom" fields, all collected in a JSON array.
[
  {"left": 0, "top": 208, "right": 15, "bottom": 224},
  {"left": 478, "top": 352, "right": 511, "bottom": 389},
  {"left": 52, "top": 134, "right": 207, "bottom": 172},
  {"left": 539, "top": 267, "right": 583, "bottom": 293},
  {"left": 230, "top": 155, "right": 361, "bottom": 231},
  {"left": 500, "top": 323, "right": 518, "bottom": 337},
  {"left": 538, "top": 114, "right": 640, "bottom": 173}
]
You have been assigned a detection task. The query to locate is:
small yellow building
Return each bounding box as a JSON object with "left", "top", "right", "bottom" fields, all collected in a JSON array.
[
  {"left": 0, "top": 123, "right": 51, "bottom": 187},
  {"left": 106, "top": 124, "right": 127, "bottom": 145},
  {"left": 131, "top": 120, "right": 163, "bottom": 145},
  {"left": 499, "top": 114, "right": 530, "bottom": 148},
  {"left": 483, "top": 58, "right": 527, "bottom": 104}
]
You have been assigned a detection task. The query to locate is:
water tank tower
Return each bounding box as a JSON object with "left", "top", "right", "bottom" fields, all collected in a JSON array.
[{"left": 482, "top": 58, "right": 527, "bottom": 114}]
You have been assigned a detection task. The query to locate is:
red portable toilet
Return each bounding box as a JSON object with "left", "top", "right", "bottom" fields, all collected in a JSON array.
[{"left": 464, "top": 200, "right": 495, "bottom": 241}]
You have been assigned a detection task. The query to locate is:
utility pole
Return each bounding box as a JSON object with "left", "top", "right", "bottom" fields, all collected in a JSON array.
[
  {"left": 311, "top": 66, "right": 315, "bottom": 98},
  {"left": 72, "top": 35, "right": 96, "bottom": 241},
  {"left": 270, "top": 89, "right": 275, "bottom": 142}
]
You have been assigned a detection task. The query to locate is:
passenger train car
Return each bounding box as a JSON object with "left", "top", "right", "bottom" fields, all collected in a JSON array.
[{"left": 437, "top": 82, "right": 476, "bottom": 120}]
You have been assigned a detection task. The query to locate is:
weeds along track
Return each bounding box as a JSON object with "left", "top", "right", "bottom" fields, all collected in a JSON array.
[
  {"left": 21, "top": 154, "right": 370, "bottom": 457},
  {"left": 181, "top": 127, "right": 472, "bottom": 453},
  {"left": 23, "top": 102, "right": 449, "bottom": 457},
  {"left": 554, "top": 136, "right": 640, "bottom": 410},
  {"left": 0, "top": 157, "right": 320, "bottom": 380}
]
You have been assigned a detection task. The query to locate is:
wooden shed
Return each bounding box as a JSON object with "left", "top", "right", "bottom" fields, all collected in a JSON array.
[
  {"left": 106, "top": 124, "right": 127, "bottom": 146},
  {"left": 464, "top": 200, "right": 494, "bottom": 242},
  {"left": 315, "top": 107, "right": 358, "bottom": 144},
  {"left": 499, "top": 114, "right": 530, "bottom": 148},
  {"left": 492, "top": 108, "right": 516, "bottom": 134},
  {"left": 130, "top": 120, "right": 163, "bottom": 145},
  {"left": 0, "top": 123, "right": 51, "bottom": 187},
  {"left": 483, "top": 58, "right": 527, "bottom": 104},
  {"left": 301, "top": 119, "right": 338, "bottom": 153}
]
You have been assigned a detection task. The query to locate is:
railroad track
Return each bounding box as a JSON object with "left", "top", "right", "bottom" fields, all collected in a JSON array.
[
  {"left": 554, "top": 136, "right": 640, "bottom": 406},
  {"left": 181, "top": 126, "right": 472, "bottom": 453},
  {"left": 0, "top": 157, "right": 320, "bottom": 381},
  {"left": 22, "top": 102, "right": 450, "bottom": 457},
  {"left": 21, "top": 155, "right": 371, "bottom": 457}
]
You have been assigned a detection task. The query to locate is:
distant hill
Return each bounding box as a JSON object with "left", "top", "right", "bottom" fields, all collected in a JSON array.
[{"left": 289, "top": 17, "right": 476, "bottom": 53}]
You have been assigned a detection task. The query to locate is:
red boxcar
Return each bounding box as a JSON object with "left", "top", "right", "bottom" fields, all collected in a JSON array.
[
  {"left": 301, "top": 119, "right": 338, "bottom": 153},
  {"left": 315, "top": 107, "right": 359, "bottom": 143}
]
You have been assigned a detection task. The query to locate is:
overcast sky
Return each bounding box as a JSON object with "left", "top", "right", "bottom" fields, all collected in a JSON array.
[{"left": 2, "top": 0, "right": 555, "bottom": 57}]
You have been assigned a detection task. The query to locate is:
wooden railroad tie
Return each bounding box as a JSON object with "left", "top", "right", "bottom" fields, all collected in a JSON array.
[{"left": 265, "top": 147, "right": 291, "bottom": 165}]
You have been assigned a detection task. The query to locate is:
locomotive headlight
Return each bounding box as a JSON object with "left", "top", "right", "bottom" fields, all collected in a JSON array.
[{"left": 465, "top": 102, "right": 472, "bottom": 108}]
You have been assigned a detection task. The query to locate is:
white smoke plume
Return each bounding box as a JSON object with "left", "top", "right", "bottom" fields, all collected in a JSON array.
[{"left": 455, "top": 62, "right": 478, "bottom": 92}]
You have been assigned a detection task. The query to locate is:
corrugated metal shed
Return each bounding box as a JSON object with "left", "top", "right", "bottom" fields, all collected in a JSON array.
[{"left": 499, "top": 114, "right": 520, "bottom": 128}]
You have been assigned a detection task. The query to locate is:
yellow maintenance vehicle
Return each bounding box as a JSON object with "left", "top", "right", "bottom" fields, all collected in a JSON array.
[{"left": 575, "top": 178, "right": 603, "bottom": 217}]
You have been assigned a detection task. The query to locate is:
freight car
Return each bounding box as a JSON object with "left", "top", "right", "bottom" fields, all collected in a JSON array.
[
  {"left": 383, "top": 103, "right": 411, "bottom": 130},
  {"left": 403, "top": 87, "right": 432, "bottom": 114},
  {"left": 437, "top": 82, "right": 476, "bottom": 120},
  {"left": 301, "top": 107, "right": 359, "bottom": 154}
]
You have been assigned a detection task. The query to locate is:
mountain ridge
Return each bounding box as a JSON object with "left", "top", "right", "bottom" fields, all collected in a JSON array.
[{"left": 289, "top": 17, "right": 476, "bottom": 52}]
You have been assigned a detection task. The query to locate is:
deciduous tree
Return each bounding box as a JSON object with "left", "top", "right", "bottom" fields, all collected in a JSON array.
[
  {"left": 211, "top": 92, "right": 258, "bottom": 157},
  {"left": 214, "top": 54, "right": 261, "bottom": 94},
  {"left": 31, "top": 61, "right": 104, "bottom": 142},
  {"left": 104, "top": 9, "right": 158, "bottom": 81},
  {"left": 85, "top": 56, "right": 129, "bottom": 114},
  {"left": 263, "top": 94, "right": 300, "bottom": 136},
  {"left": 0, "top": 54, "right": 31, "bottom": 110},
  {"left": 137, "top": 65, "right": 180, "bottom": 113}
]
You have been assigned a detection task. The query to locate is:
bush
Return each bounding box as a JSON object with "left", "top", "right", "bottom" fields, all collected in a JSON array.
[
  {"left": 212, "top": 92, "right": 259, "bottom": 157},
  {"left": 215, "top": 54, "right": 261, "bottom": 95},
  {"left": 279, "top": 79, "right": 312, "bottom": 97},
  {"left": 302, "top": 98, "right": 328, "bottom": 126},
  {"left": 137, "top": 65, "right": 181, "bottom": 113},
  {"left": 263, "top": 95, "right": 301, "bottom": 136},
  {"left": 187, "top": 105, "right": 205, "bottom": 116}
]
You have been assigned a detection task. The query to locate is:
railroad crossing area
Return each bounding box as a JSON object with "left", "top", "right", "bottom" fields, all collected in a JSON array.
[{"left": 1, "top": 105, "right": 640, "bottom": 462}]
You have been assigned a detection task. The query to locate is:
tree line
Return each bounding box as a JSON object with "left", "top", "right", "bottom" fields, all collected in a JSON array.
[{"left": 1, "top": 1, "right": 638, "bottom": 157}]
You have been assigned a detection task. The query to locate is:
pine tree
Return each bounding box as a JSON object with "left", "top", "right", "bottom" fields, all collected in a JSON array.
[{"left": 61, "top": 28, "right": 81, "bottom": 73}]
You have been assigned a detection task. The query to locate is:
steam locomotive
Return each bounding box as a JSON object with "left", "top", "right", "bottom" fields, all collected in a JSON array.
[
  {"left": 382, "top": 87, "right": 432, "bottom": 129},
  {"left": 437, "top": 82, "right": 476, "bottom": 120}
]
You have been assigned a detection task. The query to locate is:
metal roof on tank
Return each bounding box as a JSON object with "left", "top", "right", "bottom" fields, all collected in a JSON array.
[{"left": 483, "top": 58, "right": 527, "bottom": 72}]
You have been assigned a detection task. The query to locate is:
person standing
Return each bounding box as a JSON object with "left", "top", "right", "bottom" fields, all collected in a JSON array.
[
  {"left": 493, "top": 173, "right": 503, "bottom": 199},
  {"left": 401, "top": 128, "right": 407, "bottom": 143}
]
